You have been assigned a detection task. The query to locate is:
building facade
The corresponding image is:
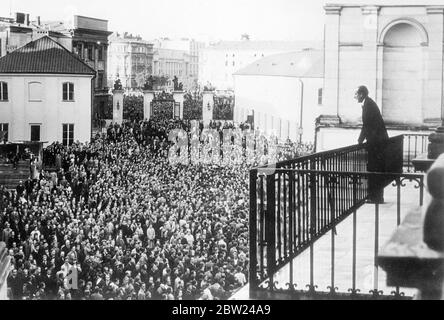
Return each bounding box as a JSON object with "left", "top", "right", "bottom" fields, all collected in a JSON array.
[
  {"left": 200, "top": 39, "right": 321, "bottom": 91},
  {"left": 318, "top": 2, "right": 444, "bottom": 150},
  {"left": 0, "top": 36, "right": 95, "bottom": 145},
  {"left": 152, "top": 47, "right": 189, "bottom": 90},
  {"left": 0, "top": 13, "right": 112, "bottom": 125},
  {"left": 153, "top": 38, "right": 204, "bottom": 90},
  {"left": 62, "top": 16, "right": 112, "bottom": 122},
  {"left": 234, "top": 50, "right": 324, "bottom": 143},
  {"left": 108, "top": 32, "right": 154, "bottom": 89},
  {"left": 0, "top": 13, "right": 72, "bottom": 57}
]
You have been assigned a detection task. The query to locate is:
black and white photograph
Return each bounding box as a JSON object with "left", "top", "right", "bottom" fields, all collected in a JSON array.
[{"left": 0, "top": 0, "right": 443, "bottom": 311}]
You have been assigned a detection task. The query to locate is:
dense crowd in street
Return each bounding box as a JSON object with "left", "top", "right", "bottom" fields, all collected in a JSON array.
[{"left": 1, "top": 117, "right": 312, "bottom": 300}]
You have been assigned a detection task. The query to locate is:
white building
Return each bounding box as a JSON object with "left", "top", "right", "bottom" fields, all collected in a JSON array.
[
  {"left": 318, "top": 2, "right": 444, "bottom": 150},
  {"left": 234, "top": 50, "right": 324, "bottom": 143},
  {"left": 200, "top": 39, "right": 321, "bottom": 91},
  {"left": 0, "top": 36, "right": 95, "bottom": 146}
]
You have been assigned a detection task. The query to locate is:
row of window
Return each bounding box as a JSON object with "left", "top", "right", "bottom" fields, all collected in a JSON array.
[
  {"left": 75, "top": 45, "right": 104, "bottom": 61},
  {"left": 0, "top": 123, "right": 74, "bottom": 146},
  {"left": 0, "top": 81, "right": 75, "bottom": 102}
]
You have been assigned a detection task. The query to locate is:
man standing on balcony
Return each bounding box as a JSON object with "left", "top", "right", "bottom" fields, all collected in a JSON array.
[{"left": 355, "top": 85, "right": 389, "bottom": 203}]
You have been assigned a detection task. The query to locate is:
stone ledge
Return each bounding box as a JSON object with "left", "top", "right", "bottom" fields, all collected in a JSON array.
[{"left": 316, "top": 120, "right": 437, "bottom": 132}]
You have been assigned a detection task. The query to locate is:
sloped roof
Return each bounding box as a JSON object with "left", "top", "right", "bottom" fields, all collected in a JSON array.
[
  {"left": 0, "top": 36, "right": 96, "bottom": 75},
  {"left": 233, "top": 50, "right": 324, "bottom": 78},
  {"left": 207, "top": 40, "right": 322, "bottom": 51}
]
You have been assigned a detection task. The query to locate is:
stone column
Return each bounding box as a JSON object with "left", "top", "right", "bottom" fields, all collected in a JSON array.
[
  {"left": 173, "top": 91, "right": 185, "bottom": 119},
  {"left": 143, "top": 90, "right": 155, "bottom": 121},
  {"left": 361, "top": 6, "right": 380, "bottom": 104},
  {"left": 112, "top": 89, "right": 124, "bottom": 124},
  {"left": 202, "top": 91, "right": 214, "bottom": 126},
  {"left": 424, "top": 7, "right": 444, "bottom": 124},
  {"left": 320, "top": 5, "right": 342, "bottom": 125},
  {"left": 427, "top": 7, "right": 444, "bottom": 158}
]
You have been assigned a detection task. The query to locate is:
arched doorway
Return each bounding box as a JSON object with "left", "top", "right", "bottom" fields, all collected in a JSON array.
[{"left": 381, "top": 21, "right": 425, "bottom": 124}]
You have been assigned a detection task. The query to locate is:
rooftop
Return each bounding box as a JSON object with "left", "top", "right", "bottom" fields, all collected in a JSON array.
[
  {"left": 325, "top": 1, "right": 444, "bottom": 7},
  {"left": 233, "top": 50, "right": 324, "bottom": 78},
  {"left": 206, "top": 40, "right": 322, "bottom": 51},
  {"left": 0, "top": 36, "right": 96, "bottom": 75}
]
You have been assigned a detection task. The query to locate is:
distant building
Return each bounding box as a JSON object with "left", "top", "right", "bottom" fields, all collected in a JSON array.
[
  {"left": 200, "top": 39, "right": 321, "bottom": 90},
  {"left": 0, "top": 36, "right": 95, "bottom": 145},
  {"left": 0, "top": 12, "right": 71, "bottom": 57},
  {"left": 43, "top": 15, "right": 112, "bottom": 121},
  {"left": 153, "top": 38, "right": 204, "bottom": 90},
  {"left": 108, "top": 32, "right": 154, "bottom": 89},
  {"left": 234, "top": 50, "right": 324, "bottom": 143}
]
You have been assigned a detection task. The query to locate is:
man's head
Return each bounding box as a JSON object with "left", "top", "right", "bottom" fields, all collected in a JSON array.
[{"left": 354, "top": 85, "right": 369, "bottom": 103}]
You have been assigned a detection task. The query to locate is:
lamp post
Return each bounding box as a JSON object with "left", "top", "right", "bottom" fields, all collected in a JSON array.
[{"left": 298, "top": 78, "right": 304, "bottom": 144}]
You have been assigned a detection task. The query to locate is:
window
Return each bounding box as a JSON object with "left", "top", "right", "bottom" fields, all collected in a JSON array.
[
  {"left": 28, "top": 82, "right": 43, "bottom": 101},
  {"left": 232, "top": 61, "right": 235, "bottom": 66},
  {"left": 225, "top": 61, "right": 228, "bottom": 66},
  {"left": 62, "top": 124, "right": 74, "bottom": 146},
  {"left": 62, "top": 82, "right": 74, "bottom": 101},
  {"left": 98, "top": 47, "right": 103, "bottom": 61},
  {"left": 30, "top": 124, "right": 40, "bottom": 142},
  {"left": 0, "top": 123, "right": 8, "bottom": 142},
  {"left": 77, "top": 45, "right": 83, "bottom": 59},
  {"left": 0, "top": 81, "right": 8, "bottom": 101},
  {"left": 318, "top": 88, "right": 323, "bottom": 105},
  {"left": 88, "top": 47, "right": 93, "bottom": 60}
]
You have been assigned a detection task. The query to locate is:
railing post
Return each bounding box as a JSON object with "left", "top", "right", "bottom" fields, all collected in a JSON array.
[
  {"left": 288, "top": 171, "right": 294, "bottom": 288},
  {"left": 349, "top": 174, "right": 359, "bottom": 296},
  {"left": 309, "top": 161, "right": 317, "bottom": 238},
  {"left": 266, "top": 173, "right": 276, "bottom": 290},
  {"left": 308, "top": 160, "right": 317, "bottom": 293},
  {"left": 249, "top": 169, "right": 258, "bottom": 297}
]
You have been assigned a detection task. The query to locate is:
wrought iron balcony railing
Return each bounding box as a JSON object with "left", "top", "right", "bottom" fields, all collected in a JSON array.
[{"left": 249, "top": 135, "right": 426, "bottom": 299}]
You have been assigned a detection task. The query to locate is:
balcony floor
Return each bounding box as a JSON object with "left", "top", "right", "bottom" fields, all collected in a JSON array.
[{"left": 232, "top": 180, "right": 428, "bottom": 300}]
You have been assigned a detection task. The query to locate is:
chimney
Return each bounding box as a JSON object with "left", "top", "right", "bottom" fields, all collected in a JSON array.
[{"left": 37, "top": 16, "right": 41, "bottom": 26}]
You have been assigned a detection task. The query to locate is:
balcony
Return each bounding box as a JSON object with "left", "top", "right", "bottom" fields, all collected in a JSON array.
[{"left": 246, "top": 134, "right": 438, "bottom": 300}]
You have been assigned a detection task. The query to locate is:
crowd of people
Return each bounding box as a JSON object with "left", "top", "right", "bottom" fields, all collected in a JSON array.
[
  {"left": 0, "top": 115, "right": 312, "bottom": 300},
  {"left": 213, "top": 96, "right": 234, "bottom": 121},
  {"left": 183, "top": 92, "right": 203, "bottom": 120}
]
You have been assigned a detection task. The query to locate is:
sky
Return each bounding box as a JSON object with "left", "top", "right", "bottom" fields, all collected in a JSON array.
[{"left": 1, "top": 0, "right": 444, "bottom": 42}]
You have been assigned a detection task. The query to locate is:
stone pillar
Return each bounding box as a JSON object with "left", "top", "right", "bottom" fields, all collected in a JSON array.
[
  {"left": 361, "top": 6, "right": 380, "bottom": 104},
  {"left": 112, "top": 89, "right": 124, "bottom": 124},
  {"left": 173, "top": 91, "right": 185, "bottom": 119},
  {"left": 320, "top": 5, "right": 342, "bottom": 126},
  {"left": 0, "top": 242, "right": 11, "bottom": 300},
  {"left": 425, "top": 7, "right": 444, "bottom": 123},
  {"left": 143, "top": 90, "right": 155, "bottom": 121},
  {"left": 426, "top": 7, "right": 444, "bottom": 159},
  {"left": 202, "top": 91, "right": 214, "bottom": 126}
]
